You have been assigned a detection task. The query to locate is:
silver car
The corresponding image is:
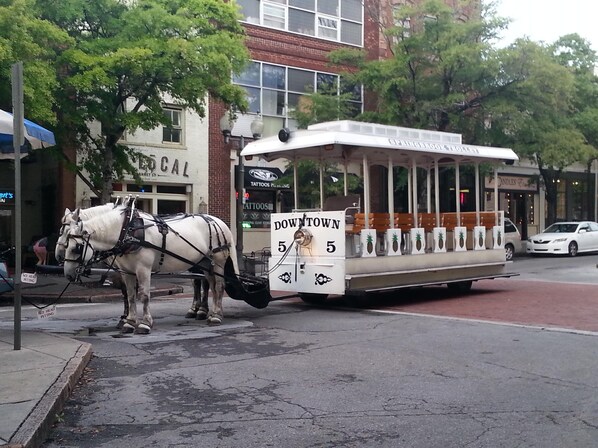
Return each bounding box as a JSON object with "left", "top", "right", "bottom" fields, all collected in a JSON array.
[
  {"left": 504, "top": 218, "right": 522, "bottom": 261},
  {"left": 526, "top": 221, "right": 598, "bottom": 257}
]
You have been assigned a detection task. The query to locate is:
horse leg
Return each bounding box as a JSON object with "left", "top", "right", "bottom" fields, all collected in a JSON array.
[
  {"left": 195, "top": 278, "right": 210, "bottom": 320},
  {"left": 186, "top": 277, "right": 209, "bottom": 319},
  {"left": 117, "top": 282, "right": 128, "bottom": 329},
  {"left": 121, "top": 274, "right": 138, "bottom": 334},
  {"left": 112, "top": 273, "right": 129, "bottom": 329},
  {"left": 207, "top": 273, "right": 224, "bottom": 325},
  {"left": 135, "top": 272, "right": 153, "bottom": 334},
  {"left": 185, "top": 279, "right": 200, "bottom": 318}
]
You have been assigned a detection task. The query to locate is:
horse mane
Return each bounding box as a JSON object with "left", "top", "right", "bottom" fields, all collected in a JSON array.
[
  {"left": 78, "top": 203, "right": 117, "bottom": 220},
  {"left": 80, "top": 208, "right": 126, "bottom": 241}
]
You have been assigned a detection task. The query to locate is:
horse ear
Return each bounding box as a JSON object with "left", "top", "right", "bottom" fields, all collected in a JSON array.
[
  {"left": 72, "top": 208, "right": 81, "bottom": 221},
  {"left": 64, "top": 207, "right": 72, "bottom": 216}
]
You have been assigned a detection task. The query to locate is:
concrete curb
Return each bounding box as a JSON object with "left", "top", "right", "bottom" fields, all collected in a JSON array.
[
  {"left": 0, "top": 285, "right": 184, "bottom": 305},
  {"left": 5, "top": 341, "right": 92, "bottom": 448}
]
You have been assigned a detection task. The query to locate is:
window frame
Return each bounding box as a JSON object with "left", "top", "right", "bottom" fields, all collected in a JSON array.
[
  {"left": 162, "top": 107, "right": 183, "bottom": 145},
  {"left": 238, "top": 0, "right": 362, "bottom": 47},
  {"left": 233, "top": 61, "right": 363, "bottom": 133}
]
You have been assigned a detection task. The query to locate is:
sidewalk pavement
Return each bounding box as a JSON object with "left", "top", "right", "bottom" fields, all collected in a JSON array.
[{"left": 0, "top": 272, "right": 187, "bottom": 448}]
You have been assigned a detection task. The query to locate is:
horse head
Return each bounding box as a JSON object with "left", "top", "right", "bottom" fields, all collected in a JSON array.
[
  {"left": 55, "top": 203, "right": 118, "bottom": 264},
  {"left": 55, "top": 208, "right": 76, "bottom": 263},
  {"left": 62, "top": 219, "right": 95, "bottom": 282}
]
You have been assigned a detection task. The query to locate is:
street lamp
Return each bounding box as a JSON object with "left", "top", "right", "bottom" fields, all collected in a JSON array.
[{"left": 220, "top": 112, "right": 263, "bottom": 262}]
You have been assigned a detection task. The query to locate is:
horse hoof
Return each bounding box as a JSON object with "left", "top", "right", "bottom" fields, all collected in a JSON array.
[
  {"left": 116, "top": 319, "right": 126, "bottom": 330},
  {"left": 121, "top": 322, "right": 136, "bottom": 334},
  {"left": 207, "top": 316, "right": 222, "bottom": 325},
  {"left": 185, "top": 311, "right": 197, "bottom": 319},
  {"left": 195, "top": 311, "right": 208, "bottom": 321},
  {"left": 136, "top": 323, "right": 151, "bottom": 334}
]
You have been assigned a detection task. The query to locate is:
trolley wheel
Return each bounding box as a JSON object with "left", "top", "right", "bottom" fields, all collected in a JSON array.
[
  {"left": 299, "top": 293, "right": 328, "bottom": 304},
  {"left": 447, "top": 280, "right": 473, "bottom": 292}
]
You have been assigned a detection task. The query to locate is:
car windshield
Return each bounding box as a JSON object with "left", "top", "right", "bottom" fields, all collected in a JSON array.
[{"left": 543, "top": 223, "right": 579, "bottom": 233}]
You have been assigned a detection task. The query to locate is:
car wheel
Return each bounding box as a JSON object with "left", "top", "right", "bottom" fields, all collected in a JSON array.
[
  {"left": 298, "top": 293, "right": 328, "bottom": 304},
  {"left": 505, "top": 243, "right": 514, "bottom": 261},
  {"left": 568, "top": 241, "right": 578, "bottom": 257}
]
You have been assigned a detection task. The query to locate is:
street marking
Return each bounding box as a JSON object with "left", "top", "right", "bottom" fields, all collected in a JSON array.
[{"left": 369, "top": 309, "right": 598, "bottom": 337}]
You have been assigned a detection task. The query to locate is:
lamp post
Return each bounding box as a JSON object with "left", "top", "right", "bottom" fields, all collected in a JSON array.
[{"left": 220, "top": 112, "right": 263, "bottom": 263}]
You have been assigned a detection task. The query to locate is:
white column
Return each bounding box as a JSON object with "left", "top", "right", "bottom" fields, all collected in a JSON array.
[
  {"left": 293, "top": 162, "right": 298, "bottom": 210},
  {"left": 411, "top": 159, "right": 418, "bottom": 225},
  {"left": 426, "top": 167, "right": 431, "bottom": 212},
  {"left": 388, "top": 156, "right": 394, "bottom": 227},
  {"left": 363, "top": 154, "right": 370, "bottom": 227},
  {"left": 434, "top": 159, "right": 440, "bottom": 224},
  {"left": 494, "top": 167, "right": 499, "bottom": 225},
  {"left": 343, "top": 160, "right": 348, "bottom": 196},
  {"left": 319, "top": 163, "right": 324, "bottom": 209},
  {"left": 455, "top": 162, "right": 461, "bottom": 222},
  {"left": 407, "top": 165, "right": 412, "bottom": 213},
  {"left": 475, "top": 162, "right": 480, "bottom": 224}
]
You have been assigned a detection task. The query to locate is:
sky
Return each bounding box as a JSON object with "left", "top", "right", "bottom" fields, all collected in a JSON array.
[{"left": 493, "top": 0, "right": 598, "bottom": 52}]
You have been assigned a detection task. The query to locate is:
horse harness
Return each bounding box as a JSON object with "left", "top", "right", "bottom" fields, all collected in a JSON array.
[{"left": 85, "top": 209, "right": 232, "bottom": 276}]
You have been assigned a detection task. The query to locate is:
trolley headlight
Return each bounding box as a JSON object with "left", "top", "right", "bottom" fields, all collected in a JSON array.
[{"left": 293, "top": 228, "right": 313, "bottom": 246}]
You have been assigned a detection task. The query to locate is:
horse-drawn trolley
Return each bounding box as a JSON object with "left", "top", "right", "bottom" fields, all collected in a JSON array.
[{"left": 241, "top": 120, "right": 519, "bottom": 304}]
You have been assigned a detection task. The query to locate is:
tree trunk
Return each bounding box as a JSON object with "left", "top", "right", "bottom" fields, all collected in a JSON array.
[{"left": 101, "top": 144, "right": 115, "bottom": 204}]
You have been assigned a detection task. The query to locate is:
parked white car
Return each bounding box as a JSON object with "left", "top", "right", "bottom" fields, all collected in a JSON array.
[{"left": 526, "top": 221, "right": 598, "bottom": 257}]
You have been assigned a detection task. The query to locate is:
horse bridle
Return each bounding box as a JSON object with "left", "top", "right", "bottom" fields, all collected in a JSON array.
[{"left": 64, "top": 231, "right": 95, "bottom": 280}]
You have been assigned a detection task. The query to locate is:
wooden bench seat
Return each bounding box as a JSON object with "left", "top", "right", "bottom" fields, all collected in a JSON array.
[
  {"left": 394, "top": 213, "right": 414, "bottom": 233},
  {"left": 347, "top": 213, "right": 391, "bottom": 234}
]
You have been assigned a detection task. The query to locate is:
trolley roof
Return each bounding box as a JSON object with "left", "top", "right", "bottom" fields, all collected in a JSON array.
[{"left": 241, "top": 120, "right": 518, "bottom": 166}]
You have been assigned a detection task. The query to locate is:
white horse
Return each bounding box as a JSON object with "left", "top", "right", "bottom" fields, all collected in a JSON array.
[
  {"left": 57, "top": 202, "right": 212, "bottom": 325},
  {"left": 62, "top": 205, "right": 239, "bottom": 333}
]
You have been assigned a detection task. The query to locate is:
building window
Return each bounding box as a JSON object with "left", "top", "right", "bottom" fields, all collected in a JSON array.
[
  {"left": 263, "top": 2, "right": 285, "bottom": 29},
  {"left": 238, "top": 0, "right": 363, "bottom": 46},
  {"left": 317, "top": 15, "right": 338, "bottom": 40},
  {"left": 233, "top": 61, "right": 363, "bottom": 133},
  {"left": 162, "top": 107, "right": 182, "bottom": 144}
]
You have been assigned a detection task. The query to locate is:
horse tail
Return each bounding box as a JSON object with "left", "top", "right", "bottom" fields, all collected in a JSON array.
[{"left": 228, "top": 240, "right": 240, "bottom": 275}]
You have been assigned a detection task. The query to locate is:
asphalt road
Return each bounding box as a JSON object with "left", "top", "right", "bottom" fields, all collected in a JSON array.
[{"left": 5, "top": 253, "right": 598, "bottom": 447}]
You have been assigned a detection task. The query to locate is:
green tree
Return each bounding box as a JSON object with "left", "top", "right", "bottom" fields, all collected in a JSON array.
[
  {"left": 0, "top": 0, "right": 71, "bottom": 123},
  {"left": 487, "top": 38, "right": 594, "bottom": 224},
  {"left": 554, "top": 34, "right": 598, "bottom": 219},
  {"left": 330, "top": 0, "right": 508, "bottom": 137},
  {"left": 292, "top": 85, "right": 358, "bottom": 129},
  {"left": 39, "top": 0, "right": 250, "bottom": 203}
]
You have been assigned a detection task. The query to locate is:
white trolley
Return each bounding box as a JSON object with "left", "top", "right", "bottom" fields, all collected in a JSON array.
[{"left": 241, "top": 121, "right": 518, "bottom": 303}]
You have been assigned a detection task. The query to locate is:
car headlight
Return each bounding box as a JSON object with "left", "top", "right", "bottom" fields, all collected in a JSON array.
[{"left": 552, "top": 238, "right": 568, "bottom": 243}]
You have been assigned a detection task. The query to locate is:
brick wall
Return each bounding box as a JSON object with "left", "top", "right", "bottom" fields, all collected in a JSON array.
[{"left": 208, "top": 101, "right": 232, "bottom": 226}]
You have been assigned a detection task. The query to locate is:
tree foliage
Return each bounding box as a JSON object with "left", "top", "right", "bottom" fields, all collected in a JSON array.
[
  {"left": 0, "top": 0, "right": 71, "bottom": 123},
  {"left": 37, "top": 0, "right": 250, "bottom": 202},
  {"left": 331, "top": 0, "right": 508, "bottom": 137}
]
